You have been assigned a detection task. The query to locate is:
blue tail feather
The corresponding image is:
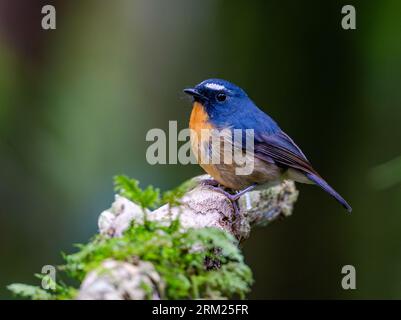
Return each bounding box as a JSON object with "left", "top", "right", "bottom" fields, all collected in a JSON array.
[{"left": 306, "top": 173, "right": 352, "bottom": 213}]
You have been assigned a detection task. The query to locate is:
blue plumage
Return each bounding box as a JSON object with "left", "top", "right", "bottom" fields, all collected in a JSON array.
[{"left": 184, "top": 78, "right": 352, "bottom": 213}]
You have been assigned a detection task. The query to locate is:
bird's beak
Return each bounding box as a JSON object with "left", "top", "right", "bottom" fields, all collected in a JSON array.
[{"left": 183, "top": 88, "right": 208, "bottom": 101}]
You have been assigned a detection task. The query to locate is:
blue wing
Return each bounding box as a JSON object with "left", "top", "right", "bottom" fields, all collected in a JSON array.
[
  {"left": 254, "top": 130, "right": 352, "bottom": 212},
  {"left": 254, "top": 130, "right": 314, "bottom": 173}
]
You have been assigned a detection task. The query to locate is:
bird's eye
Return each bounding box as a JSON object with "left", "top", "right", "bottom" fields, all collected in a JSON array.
[{"left": 216, "top": 92, "right": 226, "bottom": 102}]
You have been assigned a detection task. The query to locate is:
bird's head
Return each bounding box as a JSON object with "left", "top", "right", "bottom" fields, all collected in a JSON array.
[{"left": 184, "top": 79, "right": 250, "bottom": 118}]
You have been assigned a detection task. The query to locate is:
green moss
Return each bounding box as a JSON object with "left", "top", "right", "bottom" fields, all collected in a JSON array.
[
  {"left": 160, "top": 177, "right": 198, "bottom": 206},
  {"left": 61, "top": 220, "right": 253, "bottom": 299},
  {"left": 7, "top": 281, "right": 77, "bottom": 300},
  {"left": 114, "top": 174, "right": 198, "bottom": 208},
  {"left": 8, "top": 176, "right": 253, "bottom": 300},
  {"left": 7, "top": 284, "right": 52, "bottom": 300},
  {"left": 114, "top": 175, "right": 161, "bottom": 209}
]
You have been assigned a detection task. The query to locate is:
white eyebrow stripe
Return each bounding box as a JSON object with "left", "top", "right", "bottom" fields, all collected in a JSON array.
[{"left": 205, "top": 83, "right": 226, "bottom": 91}]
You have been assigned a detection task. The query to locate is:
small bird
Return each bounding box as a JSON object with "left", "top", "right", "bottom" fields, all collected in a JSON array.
[{"left": 184, "top": 78, "right": 352, "bottom": 214}]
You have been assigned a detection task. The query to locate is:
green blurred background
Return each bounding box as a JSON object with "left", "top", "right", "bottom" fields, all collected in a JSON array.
[{"left": 1, "top": 0, "right": 401, "bottom": 299}]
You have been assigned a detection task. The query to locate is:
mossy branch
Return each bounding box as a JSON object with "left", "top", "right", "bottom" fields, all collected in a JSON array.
[{"left": 8, "top": 174, "right": 298, "bottom": 300}]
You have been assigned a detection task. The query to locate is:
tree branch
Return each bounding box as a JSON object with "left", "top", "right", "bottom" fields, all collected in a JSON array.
[{"left": 77, "top": 175, "right": 298, "bottom": 300}]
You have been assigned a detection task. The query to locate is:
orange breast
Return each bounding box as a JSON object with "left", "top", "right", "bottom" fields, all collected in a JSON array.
[
  {"left": 189, "top": 102, "right": 223, "bottom": 182},
  {"left": 189, "top": 102, "right": 212, "bottom": 133},
  {"left": 189, "top": 102, "right": 280, "bottom": 189}
]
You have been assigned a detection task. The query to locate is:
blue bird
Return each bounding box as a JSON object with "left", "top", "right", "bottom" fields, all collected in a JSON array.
[{"left": 184, "top": 78, "right": 352, "bottom": 214}]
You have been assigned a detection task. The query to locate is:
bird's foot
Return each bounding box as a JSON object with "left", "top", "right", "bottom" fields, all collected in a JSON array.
[{"left": 202, "top": 183, "right": 256, "bottom": 219}]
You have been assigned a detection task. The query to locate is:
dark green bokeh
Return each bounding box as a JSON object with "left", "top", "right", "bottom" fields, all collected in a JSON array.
[{"left": 0, "top": 0, "right": 400, "bottom": 299}]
